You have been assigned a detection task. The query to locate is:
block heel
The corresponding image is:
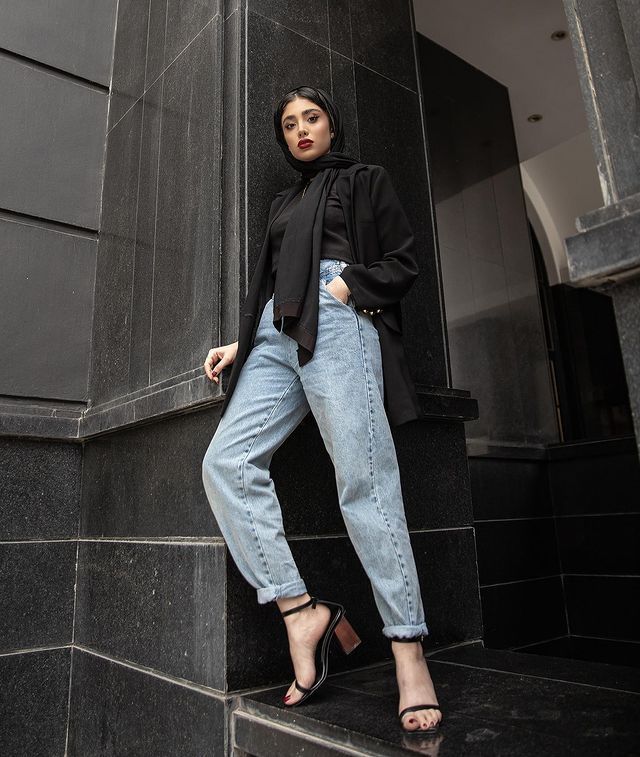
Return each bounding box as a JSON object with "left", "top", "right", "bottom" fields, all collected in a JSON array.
[
  {"left": 280, "top": 596, "right": 362, "bottom": 706},
  {"left": 333, "top": 614, "right": 361, "bottom": 654}
]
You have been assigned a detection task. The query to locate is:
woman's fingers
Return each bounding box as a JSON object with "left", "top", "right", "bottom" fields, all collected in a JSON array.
[
  {"left": 203, "top": 348, "right": 221, "bottom": 381},
  {"left": 325, "top": 280, "right": 348, "bottom": 304},
  {"left": 204, "top": 343, "right": 239, "bottom": 383}
]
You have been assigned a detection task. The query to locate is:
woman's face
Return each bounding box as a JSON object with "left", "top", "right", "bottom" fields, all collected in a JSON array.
[{"left": 281, "top": 96, "right": 334, "bottom": 161}]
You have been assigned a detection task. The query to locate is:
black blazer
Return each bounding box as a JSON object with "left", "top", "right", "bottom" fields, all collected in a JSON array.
[{"left": 219, "top": 163, "right": 421, "bottom": 426}]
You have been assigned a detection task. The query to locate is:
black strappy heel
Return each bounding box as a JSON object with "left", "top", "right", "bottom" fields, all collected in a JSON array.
[
  {"left": 399, "top": 704, "right": 442, "bottom": 734},
  {"left": 280, "top": 596, "right": 362, "bottom": 706},
  {"left": 392, "top": 635, "right": 443, "bottom": 734}
]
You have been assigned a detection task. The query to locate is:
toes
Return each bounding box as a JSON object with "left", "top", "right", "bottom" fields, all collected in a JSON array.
[
  {"left": 283, "top": 681, "right": 299, "bottom": 704},
  {"left": 402, "top": 716, "right": 420, "bottom": 732}
]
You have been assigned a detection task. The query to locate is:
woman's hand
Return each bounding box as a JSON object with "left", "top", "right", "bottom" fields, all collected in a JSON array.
[
  {"left": 204, "top": 341, "right": 238, "bottom": 384},
  {"left": 325, "top": 275, "right": 351, "bottom": 304}
]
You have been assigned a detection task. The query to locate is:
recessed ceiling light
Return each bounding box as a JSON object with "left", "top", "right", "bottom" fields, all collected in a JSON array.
[
  {"left": 527, "top": 114, "right": 543, "bottom": 123},
  {"left": 551, "top": 30, "right": 567, "bottom": 40}
]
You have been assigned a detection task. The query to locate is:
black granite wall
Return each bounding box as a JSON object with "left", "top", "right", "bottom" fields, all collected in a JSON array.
[
  {"left": 0, "top": 1, "right": 116, "bottom": 754},
  {"left": 416, "top": 34, "right": 558, "bottom": 449},
  {"left": 416, "top": 28, "right": 640, "bottom": 669},
  {"left": 415, "top": 32, "right": 565, "bottom": 655},
  {"left": 0, "top": 2, "right": 112, "bottom": 408},
  {"left": 0, "top": 439, "right": 80, "bottom": 756},
  {"left": 547, "top": 438, "right": 640, "bottom": 667},
  {"left": 469, "top": 454, "right": 567, "bottom": 651}
]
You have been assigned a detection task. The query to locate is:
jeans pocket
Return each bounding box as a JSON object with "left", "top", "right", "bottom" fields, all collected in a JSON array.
[{"left": 322, "top": 279, "right": 354, "bottom": 309}]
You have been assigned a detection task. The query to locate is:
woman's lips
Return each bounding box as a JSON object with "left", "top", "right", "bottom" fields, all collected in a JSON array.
[{"left": 298, "top": 140, "right": 313, "bottom": 148}]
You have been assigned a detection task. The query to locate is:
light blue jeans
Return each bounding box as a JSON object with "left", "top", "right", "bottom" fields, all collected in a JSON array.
[{"left": 202, "top": 259, "right": 429, "bottom": 639}]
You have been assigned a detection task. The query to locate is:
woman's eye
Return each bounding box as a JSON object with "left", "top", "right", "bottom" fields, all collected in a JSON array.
[{"left": 308, "top": 115, "right": 318, "bottom": 122}]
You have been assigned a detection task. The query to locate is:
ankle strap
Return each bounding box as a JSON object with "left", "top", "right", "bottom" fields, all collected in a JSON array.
[
  {"left": 389, "top": 634, "right": 425, "bottom": 643},
  {"left": 281, "top": 596, "right": 317, "bottom": 617}
]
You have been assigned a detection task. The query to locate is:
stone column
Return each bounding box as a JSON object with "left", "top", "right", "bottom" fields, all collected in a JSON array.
[{"left": 562, "top": 0, "right": 640, "bottom": 456}]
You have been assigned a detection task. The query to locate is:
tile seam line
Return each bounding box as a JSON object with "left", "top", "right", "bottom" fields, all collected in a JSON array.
[
  {"left": 428, "top": 658, "right": 640, "bottom": 695},
  {"left": 108, "top": 11, "right": 222, "bottom": 135},
  {"left": 0, "top": 643, "right": 72, "bottom": 658},
  {"left": 476, "top": 512, "right": 640, "bottom": 521},
  {"left": 72, "top": 644, "right": 225, "bottom": 698},
  {"left": 287, "top": 525, "right": 474, "bottom": 541},
  {"left": 0, "top": 538, "right": 226, "bottom": 545},
  {"left": 248, "top": 8, "right": 417, "bottom": 94},
  {"left": 234, "top": 710, "right": 372, "bottom": 756},
  {"left": 0, "top": 209, "right": 98, "bottom": 239},
  {"left": 0, "top": 46, "right": 109, "bottom": 92}
]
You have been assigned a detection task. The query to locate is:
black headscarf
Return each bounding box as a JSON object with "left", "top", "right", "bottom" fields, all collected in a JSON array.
[{"left": 271, "top": 87, "right": 362, "bottom": 366}]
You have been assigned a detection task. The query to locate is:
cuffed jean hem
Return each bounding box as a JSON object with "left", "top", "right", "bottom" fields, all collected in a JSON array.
[
  {"left": 383, "top": 623, "right": 429, "bottom": 640},
  {"left": 256, "top": 579, "right": 308, "bottom": 605}
]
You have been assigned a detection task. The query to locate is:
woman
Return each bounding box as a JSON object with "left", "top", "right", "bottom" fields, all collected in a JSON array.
[{"left": 201, "top": 86, "right": 442, "bottom": 734}]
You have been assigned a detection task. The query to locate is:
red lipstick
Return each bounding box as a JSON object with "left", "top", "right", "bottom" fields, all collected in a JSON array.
[{"left": 298, "top": 139, "right": 313, "bottom": 148}]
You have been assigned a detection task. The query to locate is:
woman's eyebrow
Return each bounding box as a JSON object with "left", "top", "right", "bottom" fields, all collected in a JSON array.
[{"left": 282, "top": 108, "right": 321, "bottom": 123}]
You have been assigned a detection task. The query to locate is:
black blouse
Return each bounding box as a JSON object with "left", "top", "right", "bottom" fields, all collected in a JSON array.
[{"left": 270, "top": 182, "right": 353, "bottom": 276}]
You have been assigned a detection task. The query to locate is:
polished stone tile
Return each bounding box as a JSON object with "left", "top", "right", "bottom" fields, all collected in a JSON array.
[
  {"left": 0, "top": 542, "right": 76, "bottom": 652},
  {"left": 90, "top": 98, "right": 143, "bottom": 405},
  {"left": 354, "top": 63, "right": 447, "bottom": 387},
  {"left": 475, "top": 518, "right": 560, "bottom": 585},
  {"left": 439, "top": 243, "right": 475, "bottom": 325},
  {"left": 81, "top": 408, "right": 220, "bottom": 538},
  {"left": 327, "top": 0, "right": 352, "bottom": 58},
  {"left": 463, "top": 174, "right": 503, "bottom": 268},
  {"left": 74, "top": 540, "right": 225, "bottom": 689},
  {"left": 556, "top": 514, "right": 640, "bottom": 575},
  {"left": 249, "top": 0, "right": 329, "bottom": 46},
  {"left": 269, "top": 415, "right": 472, "bottom": 538},
  {"left": 452, "top": 310, "right": 527, "bottom": 443},
  {"left": 349, "top": 0, "right": 417, "bottom": 92},
  {"left": 519, "top": 636, "right": 640, "bottom": 670},
  {"left": 481, "top": 576, "right": 567, "bottom": 648},
  {"left": 108, "top": 0, "right": 150, "bottom": 129},
  {"left": 226, "top": 528, "right": 482, "bottom": 690},
  {"left": 0, "top": 57, "right": 107, "bottom": 228},
  {"left": 241, "top": 646, "right": 640, "bottom": 755},
  {"left": 330, "top": 51, "right": 360, "bottom": 159},
  {"left": 549, "top": 451, "right": 640, "bottom": 516},
  {"left": 515, "top": 635, "right": 573, "bottom": 659},
  {"left": 0, "top": 0, "right": 117, "bottom": 86},
  {"left": 145, "top": 0, "right": 168, "bottom": 89},
  {"left": 469, "top": 458, "right": 552, "bottom": 520},
  {"left": 234, "top": 709, "right": 346, "bottom": 756},
  {"left": 0, "top": 438, "right": 80, "bottom": 541},
  {"left": 566, "top": 636, "right": 640, "bottom": 669},
  {"left": 128, "top": 76, "right": 162, "bottom": 393},
  {"left": 0, "top": 219, "right": 96, "bottom": 402},
  {"left": 218, "top": 6, "right": 247, "bottom": 344},
  {"left": 504, "top": 267, "right": 558, "bottom": 445},
  {"left": 392, "top": 419, "right": 473, "bottom": 529},
  {"left": 67, "top": 648, "right": 225, "bottom": 755},
  {"left": 164, "top": 0, "right": 221, "bottom": 69},
  {"left": 151, "top": 19, "right": 221, "bottom": 385},
  {"left": 419, "top": 32, "right": 558, "bottom": 447},
  {"left": 564, "top": 575, "right": 640, "bottom": 642},
  {"left": 493, "top": 164, "right": 537, "bottom": 277},
  {"left": 0, "top": 648, "right": 71, "bottom": 757},
  {"left": 431, "top": 643, "right": 640, "bottom": 692}
]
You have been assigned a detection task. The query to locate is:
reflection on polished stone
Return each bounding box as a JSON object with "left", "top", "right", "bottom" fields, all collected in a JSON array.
[{"left": 236, "top": 644, "right": 640, "bottom": 755}]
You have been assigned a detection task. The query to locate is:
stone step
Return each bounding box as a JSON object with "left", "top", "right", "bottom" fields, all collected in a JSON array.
[{"left": 231, "top": 642, "right": 640, "bottom": 756}]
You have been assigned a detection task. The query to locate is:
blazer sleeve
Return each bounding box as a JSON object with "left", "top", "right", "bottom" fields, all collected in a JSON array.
[{"left": 339, "top": 165, "right": 419, "bottom": 309}]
